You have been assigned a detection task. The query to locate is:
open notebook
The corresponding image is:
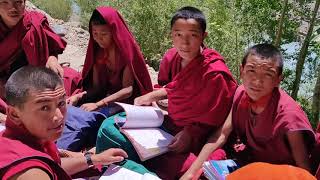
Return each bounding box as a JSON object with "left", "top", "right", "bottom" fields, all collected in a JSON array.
[
  {"left": 99, "top": 164, "right": 160, "bottom": 180},
  {"left": 113, "top": 102, "right": 174, "bottom": 161}
]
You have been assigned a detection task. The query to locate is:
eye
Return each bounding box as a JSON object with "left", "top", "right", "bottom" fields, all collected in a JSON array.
[
  {"left": 174, "top": 33, "right": 181, "bottom": 37},
  {"left": 40, "top": 105, "right": 50, "bottom": 111},
  {"left": 58, "top": 100, "right": 66, "bottom": 108}
]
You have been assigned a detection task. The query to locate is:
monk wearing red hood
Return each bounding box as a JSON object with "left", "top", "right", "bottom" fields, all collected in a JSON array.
[
  {"left": 181, "top": 44, "right": 316, "bottom": 180},
  {"left": 0, "top": 0, "right": 67, "bottom": 122},
  {"left": 0, "top": 66, "right": 129, "bottom": 180},
  {"left": 67, "top": 6, "right": 153, "bottom": 115},
  {"left": 95, "top": 6, "right": 237, "bottom": 179}
]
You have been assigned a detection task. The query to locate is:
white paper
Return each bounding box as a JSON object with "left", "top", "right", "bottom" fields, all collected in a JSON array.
[
  {"left": 0, "top": 123, "right": 5, "bottom": 132},
  {"left": 99, "top": 164, "right": 160, "bottom": 180},
  {"left": 114, "top": 102, "right": 164, "bottom": 128},
  {"left": 122, "top": 128, "right": 173, "bottom": 149}
]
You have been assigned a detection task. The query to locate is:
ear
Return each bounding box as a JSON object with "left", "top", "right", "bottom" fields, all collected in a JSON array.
[
  {"left": 6, "top": 106, "right": 22, "bottom": 125},
  {"left": 274, "top": 74, "right": 283, "bottom": 87},
  {"left": 239, "top": 64, "right": 244, "bottom": 79},
  {"left": 203, "top": 32, "right": 208, "bottom": 39}
]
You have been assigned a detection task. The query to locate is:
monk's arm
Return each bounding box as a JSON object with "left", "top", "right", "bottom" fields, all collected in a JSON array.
[
  {"left": 96, "top": 65, "right": 134, "bottom": 107},
  {"left": 9, "top": 168, "right": 51, "bottom": 180},
  {"left": 61, "top": 148, "right": 127, "bottom": 176},
  {"left": 181, "top": 109, "right": 233, "bottom": 179},
  {"left": 287, "top": 131, "right": 311, "bottom": 172},
  {"left": 134, "top": 88, "right": 167, "bottom": 106}
]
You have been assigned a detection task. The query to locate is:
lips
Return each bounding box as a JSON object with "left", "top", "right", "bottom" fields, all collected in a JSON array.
[{"left": 50, "top": 123, "right": 64, "bottom": 131}]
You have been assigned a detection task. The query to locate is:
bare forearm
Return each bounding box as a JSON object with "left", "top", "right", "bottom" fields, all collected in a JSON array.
[
  {"left": 61, "top": 157, "right": 89, "bottom": 176},
  {"left": 148, "top": 88, "right": 167, "bottom": 102},
  {"left": 187, "top": 133, "right": 228, "bottom": 174},
  {"left": 96, "top": 86, "right": 133, "bottom": 107}
]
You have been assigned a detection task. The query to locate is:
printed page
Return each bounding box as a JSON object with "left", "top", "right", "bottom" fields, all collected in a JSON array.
[
  {"left": 114, "top": 102, "right": 164, "bottom": 128},
  {"left": 121, "top": 128, "right": 174, "bottom": 161},
  {"left": 122, "top": 128, "right": 173, "bottom": 149},
  {"left": 99, "top": 164, "right": 160, "bottom": 180}
]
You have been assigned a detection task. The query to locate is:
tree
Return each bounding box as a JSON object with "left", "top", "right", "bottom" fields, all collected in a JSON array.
[
  {"left": 312, "top": 63, "right": 320, "bottom": 123},
  {"left": 274, "top": 0, "right": 289, "bottom": 47},
  {"left": 291, "top": 0, "right": 320, "bottom": 99}
]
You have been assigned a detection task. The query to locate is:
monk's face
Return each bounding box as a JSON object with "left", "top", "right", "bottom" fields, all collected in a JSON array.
[
  {"left": 171, "top": 18, "right": 207, "bottom": 62},
  {"left": 12, "top": 86, "right": 67, "bottom": 142},
  {"left": 0, "top": 0, "right": 25, "bottom": 28},
  {"left": 240, "top": 54, "right": 282, "bottom": 101},
  {"left": 91, "top": 24, "right": 114, "bottom": 49}
]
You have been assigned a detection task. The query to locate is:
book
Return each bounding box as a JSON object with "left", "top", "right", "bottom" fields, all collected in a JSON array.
[
  {"left": 99, "top": 164, "right": 161, "bottom": 180},
  {"left": 113, "top": 102, "right": 174, "bottom": 161},
  {"left": 203, "top": 159, "right": 239, "bottom": 180}
]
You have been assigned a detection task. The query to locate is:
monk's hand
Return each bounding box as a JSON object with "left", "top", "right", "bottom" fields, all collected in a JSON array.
[
  {"left": 168, "top": 129, "right": 192, "bottom": 153},
  {"left": 66, "top": 91, "right": 87, "bottom": 105},
  {"left": 46, "top": 56, "right": 64, "bottom": 77},
  {"left": 134, "top": 94, "right": 152, "bottom": 106},
  {"left": 0, "top": 112, "right": 6, "bottom": 124},
  {"left": 180, "top": 171, "right": 194, "bottom": 180},
  {"left": 91, "top": 148, "right": 128, "bottom": 166},
  {"left": 80, "top": 103, "right": 98, "bottom": 111}
]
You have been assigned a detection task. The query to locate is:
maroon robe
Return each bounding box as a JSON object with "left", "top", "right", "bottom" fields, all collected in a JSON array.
[
  {"left": 164, "top": 47, "right": 237, "bottom": 150},
  {"left": 74, "top": 7, "right": 152, "bottom": 104},
  {"left": 231, "top": 85, "right": 315, "bottom": 166},
  {"left": 144, "top": 47, "right": 237, "bottom": 180},
  {"left": 0, "top": 11, "right": 67, "bottom": 111},
  {"left": 0, "top": 118, "right": 71, "bottom": 180},
  {"left": 157, "top": 48, "right": 183, "bottom": 86}
]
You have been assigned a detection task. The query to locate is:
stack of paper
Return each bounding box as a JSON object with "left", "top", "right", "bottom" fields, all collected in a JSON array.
[
  {"left": 203, "top": 159, "right": 239, "bottom": 180},
  {"left": 100, "top": 164, "right": 160, "bottom": 180}
]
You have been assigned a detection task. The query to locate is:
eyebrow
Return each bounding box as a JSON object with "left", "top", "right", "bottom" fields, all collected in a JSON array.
[{"left": 34, "top": 94, "right": 66, "bottom": 104}]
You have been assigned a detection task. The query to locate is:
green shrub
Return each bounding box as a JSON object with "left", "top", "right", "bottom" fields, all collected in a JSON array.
[{"left": 29, "top": 0, "right": 71, "bottom": 21}]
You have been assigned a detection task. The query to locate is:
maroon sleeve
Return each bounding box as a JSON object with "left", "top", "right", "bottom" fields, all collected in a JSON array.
[
  {"left": 2, "top": 159, "right": 54, "bottom": 180},
  {"left": 158, "top": 53, "right": 172, "bottom": 86}
]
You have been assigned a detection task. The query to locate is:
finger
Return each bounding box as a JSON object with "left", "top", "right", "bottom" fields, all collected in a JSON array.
[
  {"left": 79, "top": 91, "right": 87, "bottom": 98},
  {"left": 109, "top": 156, "right": 125, "bottom": 163},
  {"left": 111, "top": 148, "right": 128, "bottom": 158},
  {"left": 58, "top": 66, "right": 64, "bottom": 77}
]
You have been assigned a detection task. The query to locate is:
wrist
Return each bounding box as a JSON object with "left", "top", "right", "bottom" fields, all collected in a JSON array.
[{"left": 84, "top": 152, "right": 94, "bottom": 167}]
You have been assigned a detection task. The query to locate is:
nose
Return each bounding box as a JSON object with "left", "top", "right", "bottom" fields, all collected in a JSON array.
[
  {"left": 251, "top": 74, "right": 264, "bottom": 87},
  {"left": 53, "top": 107, "right": 64, "bottom": 122}
]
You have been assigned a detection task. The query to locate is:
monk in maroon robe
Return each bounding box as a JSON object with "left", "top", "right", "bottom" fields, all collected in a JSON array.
[
  {"left": 68, "top": 7, "right": 152, "bottom": 113},
  {"left": 0, "top": 66, "right": 128, "bottom": 179},
  {"left": 0, "top": 0, "right": 69, "bottom": 121},
  {"left": 181, "top": 44, "right": 316, "bottom": 180},
  {"left": 133, "top": 7, "right": 237, "bottom": 179}
]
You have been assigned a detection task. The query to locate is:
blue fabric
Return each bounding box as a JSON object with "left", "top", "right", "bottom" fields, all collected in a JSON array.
[{"left": 56, "top": 106, "right": 106, "bottom": 151}]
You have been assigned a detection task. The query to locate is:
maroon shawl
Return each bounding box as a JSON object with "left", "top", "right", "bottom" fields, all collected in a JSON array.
[
  {"left": 0, "top": 11, "right": 66, "bottom": 108},
  {"left": 165, "top": 47, "right": 237, "bottom": 128},
  {"left": 0, "top": 118, "right": 71, "bottom": 180},
  {"left": 232, "top": 85, "right": 315, "bottom": 165},
  {"left": 0, "top": 11, "right": 66, "bottom": 71},
  {"left": 157, "top": 48, "right": 183, "bottom": 86},
  {"left": 76, "top": 7, "right": 152, "bottom": 99}
]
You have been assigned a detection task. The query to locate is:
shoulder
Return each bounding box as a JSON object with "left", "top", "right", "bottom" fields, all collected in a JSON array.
[
  {"left": 161, "top": 48, "right": 178, "bottom": 61},
  {"left": 0, "top": 136, "right": 52, "bottom": 169},
  {"left": 276, "top": 88, "right": 307, "bottom": 116},
  {"left": 274, "top": 88, "right": 314, "bottom": 136},
  {"left": 10, "top": 168, "right": 51, "bottom": 180},
  {"left": 23, "top": 11, "right": 47, "bottom": 27},
  {"left": 1, "top": 158, "right": 54, "bottom": 180}
]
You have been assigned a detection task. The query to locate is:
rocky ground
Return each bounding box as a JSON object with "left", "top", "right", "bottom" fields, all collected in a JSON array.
[{"left": 26, "top": 1, "right": 158, "bottom": 84}]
